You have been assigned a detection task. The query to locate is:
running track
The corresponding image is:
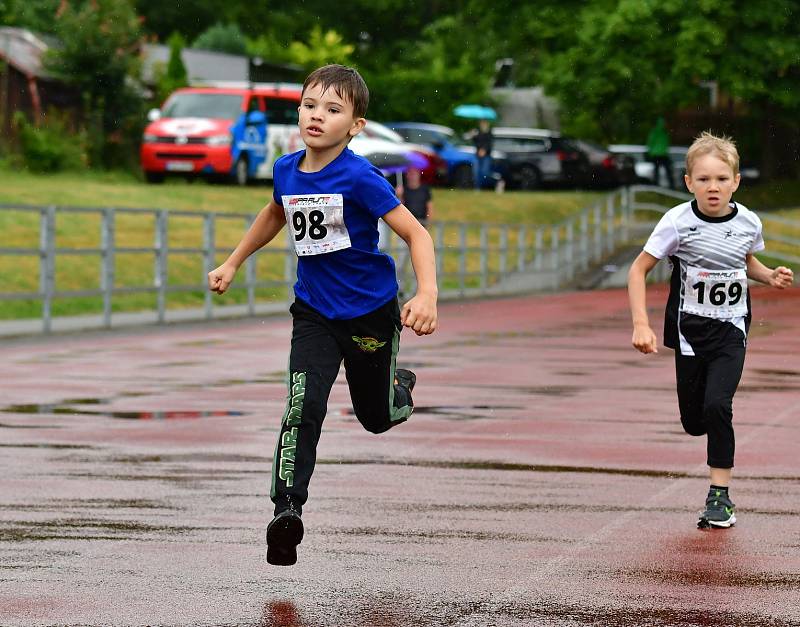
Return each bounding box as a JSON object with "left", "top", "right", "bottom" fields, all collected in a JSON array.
[{"left": 1, "top": 286, "right": 799, "bottom": 626}]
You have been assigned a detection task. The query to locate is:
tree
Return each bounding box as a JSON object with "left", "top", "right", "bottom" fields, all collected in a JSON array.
[
  {"left": 44, "top": 0, "right": 144, "bottom": 168},
  {"left": 287, "top": 26, "right": 355, "bottom": 71},
  {"left": 535, "top": 0, "right": 800, "bottom": 174},
  {"left": 193, "top": 22, "right": 247, "bottom": 56},
  {"left": 149, "top": 32, "right": 188, "bottom": 105}
]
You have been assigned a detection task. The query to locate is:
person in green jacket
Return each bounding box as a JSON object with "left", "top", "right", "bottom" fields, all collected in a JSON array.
[{"left": 646, "top": 117, "right": 675, "bottom": 189}]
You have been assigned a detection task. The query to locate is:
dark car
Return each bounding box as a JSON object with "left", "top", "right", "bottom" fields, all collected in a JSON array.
[
  {"left": 488, "top": 127, "right": 590, "bottom": 190},
  {"left": 574, "top": 140, "right": 637, "bottom": 188}
]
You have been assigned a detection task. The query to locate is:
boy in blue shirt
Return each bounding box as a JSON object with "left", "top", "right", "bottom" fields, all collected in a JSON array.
[{"left": 208, "top": 64, "right": 438, "bottom": 565}]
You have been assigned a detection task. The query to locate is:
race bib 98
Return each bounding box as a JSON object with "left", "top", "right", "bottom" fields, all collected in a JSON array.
[
  {"left": 681, "top": 266, "right": 748, "bottom": 319},
  {"left": 282, "top": 194, "right": 352, "bottom": 256}
]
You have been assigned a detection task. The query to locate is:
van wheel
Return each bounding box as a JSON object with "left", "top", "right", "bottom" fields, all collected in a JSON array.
[
  {"left": 144, "top": 171, "right": 165, "bottom": 184},
  {"left": 452, "top": 164, "right": 473, "bottom": 189},
  {"left": 233, "top": 156, "right": 249, "bottom": 186},
  {"left": 518, "top": 165, "right": 541, "bottom": 190}
]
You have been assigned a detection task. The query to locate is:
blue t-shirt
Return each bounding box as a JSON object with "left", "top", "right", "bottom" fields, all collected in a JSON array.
[{"left": 273, "top": 148, "right": 401, "bottom": 320}]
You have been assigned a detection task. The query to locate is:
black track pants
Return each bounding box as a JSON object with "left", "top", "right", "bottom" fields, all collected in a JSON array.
[
  {"left": 270, "top": 298, "right": 413, "bottom": 514},
  {"left": 674, "top": 343, "right": 746, "bottom": 469}
]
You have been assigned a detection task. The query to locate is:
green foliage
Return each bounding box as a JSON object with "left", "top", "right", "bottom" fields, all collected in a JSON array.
[
  {"left": 151, "top": 32, "right": 188, "bottom": 104},
  {"left": 192, "top": 22, "right": 247, "bottom": 56},
  {"left": 12, "top": 110, "right": 86, "bottom": 173},
  {"left": 286, "top": 26, "right": 355, "bottom": 70},
  {"left": 246, "top": 33, "right": 293, "bottom": 65},
  {"left": 43, "top": 0, "right": 144, "bottom": 169},
  {"left": 0, "top": 0, "right": 62, "bottom": 34}
]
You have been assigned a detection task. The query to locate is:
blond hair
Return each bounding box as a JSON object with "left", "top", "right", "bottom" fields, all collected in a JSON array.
[{"left": 686, "top": 131, "right": 740, "bottom": 176}]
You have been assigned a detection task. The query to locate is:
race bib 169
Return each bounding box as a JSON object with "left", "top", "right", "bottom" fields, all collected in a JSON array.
[{"left": 681, "top": 266, "right": 748, "bottom": 319}]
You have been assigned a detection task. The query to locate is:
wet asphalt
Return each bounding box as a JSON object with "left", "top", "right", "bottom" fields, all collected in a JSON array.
[{"left": 1, "top": 287, "right": 799, "bottom": 626}]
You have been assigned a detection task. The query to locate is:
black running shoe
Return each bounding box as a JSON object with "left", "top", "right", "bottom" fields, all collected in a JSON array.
[
  {"left": 266, "top": 507, "right": 304, "bottom": 566},
  {"left": 394, "top": 368, "right": 416, "bottom": 393},
  {"left": 698, "top": 488, "right": 736, "bottom": 529}
]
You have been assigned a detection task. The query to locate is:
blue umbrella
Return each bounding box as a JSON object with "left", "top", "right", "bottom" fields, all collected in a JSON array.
[{"left": 454, "top": 104, "right": 497, "bottom": 121}]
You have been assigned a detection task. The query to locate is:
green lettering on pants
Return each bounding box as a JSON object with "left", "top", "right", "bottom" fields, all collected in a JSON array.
[
  {"left": 278, "top": 427, "right": 298, "bottom": 486},
  {"left": 285, "top": 371, "right": 306, "bottom": 427}
]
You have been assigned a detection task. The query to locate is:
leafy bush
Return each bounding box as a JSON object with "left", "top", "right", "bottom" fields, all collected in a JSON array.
[
  {"left": 193, "top": 22, "right": 247, "bottom": 55},
  {"left": 13, "top": 111, "right": 87, "bottom": 173}
]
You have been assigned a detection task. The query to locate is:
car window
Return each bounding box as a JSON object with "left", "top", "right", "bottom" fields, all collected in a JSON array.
[
  {"left": 494, "top": 136, "right": 547, "bottom": 151},
  {"left": 265, "top": 97, "right": 299, "bottom": 125},
  {"left": 364, "top": 121, "right": 404, "bottom": 143},
  {"left": 162, "top": 93, "right": 244, "bottom": 120},
  {"left": 393, "top": 127, "right": 445, "bottom": 145}
]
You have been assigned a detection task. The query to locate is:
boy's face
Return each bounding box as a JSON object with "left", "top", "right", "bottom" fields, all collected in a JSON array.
[
  {"left": 298, "top": 82, "right": 365, "bottom": 152},
  {"left": 684, "top": 153, "right": 741, "bottom": 217}
]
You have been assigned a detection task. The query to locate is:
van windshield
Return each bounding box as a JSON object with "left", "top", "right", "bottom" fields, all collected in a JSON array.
[{"left": 162, "top": 93, "right": 244, "bottom": 120}]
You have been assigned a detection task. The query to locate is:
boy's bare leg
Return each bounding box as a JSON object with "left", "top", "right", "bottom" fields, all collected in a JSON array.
[{"left": 709, "top": 467, "right": 732, "bottom": 487}]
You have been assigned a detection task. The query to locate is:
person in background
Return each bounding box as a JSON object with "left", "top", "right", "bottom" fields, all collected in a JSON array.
[
  {"left": 473, "top": 119, "right": 493, "bottom": 190},
  {"left": 646, "top": 116, "right": 675, "bottom": 189},
  {"left": 397, "top": 166, "right": 433, "bottom": 228}
]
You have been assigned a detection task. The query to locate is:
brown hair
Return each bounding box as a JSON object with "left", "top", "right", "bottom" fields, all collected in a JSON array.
[
  {"left": 302, "top": 64, "right": 369, "bottom": 118},
  {"left": 685, "top": 131, "right": 740, "bottom": 176}
]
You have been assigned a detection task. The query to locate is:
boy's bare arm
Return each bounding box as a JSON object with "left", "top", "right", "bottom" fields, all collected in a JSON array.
[
  {"left": 208, "top": 200, "right": 287, "bottom": 294},
  {"left": 745, "top": 254, "right": 794, "bottom": 288},
  {"left": 627, "top": 251, "right": 660, "bottom": 354},
  {"left": 383, "top": 204, "right": 438, "bottom": 336}
]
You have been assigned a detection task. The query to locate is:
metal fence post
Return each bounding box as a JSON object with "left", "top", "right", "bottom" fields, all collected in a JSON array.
[
  {"left": 517, "top": 225, "right": 526, "bottom": 272},
  {"left": 534, "top": 228, "right": 543, "bottom": 272},
  {"left": 550, "top": 225, "right": 559, "bottom": 289},
  {"left": 155, "top": 210, "right": 168, "bottom": 323},
  {"left": 434, "top": 223, "right": 444, "bottom": 278},
  {"left": 566, "top": 221, "right": 574, "bottom": 281},
  {"left": 580, "top": 211, "right": 589, "bottom": 272},
  {"left": 39, "top": 205, "right": 56, "bottom": 334},
  {"left": 480, "top": 225, "right": 488, "bottom": 290},
  {"left": 101, "top": 208, "right": 115, "bottom": 328},
  {"left": 458, "top": 223, "right": 467, "bottom": 296},
  {"left": 593, "top": 204, "right": 602, "bottom": 262},
  {"left": 245, "top": 215, "right": 256, "bottom": 315},
  {"left": 606, "top": 194, "right": 615, "bottom": 253},
  {"left": 499, "top": 225, "right": 508, "bottom": 276},
  {"left": 203, "top": 213, "right": 215, "bottom": 319}
]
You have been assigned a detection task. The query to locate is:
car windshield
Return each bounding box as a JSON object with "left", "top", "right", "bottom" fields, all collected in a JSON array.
[
  {"left": 162, "top": 93, "right": 244, "bottom": 120},
  {"left": 365, "top": 121, "right": 405, "bottom": 143},
  {"left": 393, "top": 126, "right": 453, "bottom": 146}
]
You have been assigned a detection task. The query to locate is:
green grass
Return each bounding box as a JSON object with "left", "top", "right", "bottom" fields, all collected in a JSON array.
[
  {"left": 0, "top": 169, "right": 605, "bottom": 320},
  {"left": 735, "top": 179, "right": 800, "bottom": 211}
]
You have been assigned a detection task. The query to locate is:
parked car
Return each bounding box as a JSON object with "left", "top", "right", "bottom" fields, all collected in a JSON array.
[
  {"left": 141, "top": 83, "right": 302, "bottom": 185},
  {"left": 386, "top": 122, "right": 478, "bottom": 188},
  {"left": 607, "top": 144, "right": 685, "bottom": 188},
  {"left": 573, "top": 140, "right": 637, "bottom": 188},
  {"left": 361, "top": 121, "right": 449, "bottom": 186},
  {"left": 610, "top": 144, "right": 761, "bottom": 189},
  {"left": 487, "top": 127, "right": 590, "bottom": 190}
]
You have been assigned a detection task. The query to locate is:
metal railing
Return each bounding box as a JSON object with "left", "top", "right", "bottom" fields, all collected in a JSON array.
[
  {"left": 625, "top": 186, "right": 800, "bottom": 281},
  {"left": 2, "top": 187, "right": 795, "bottom": 334}
]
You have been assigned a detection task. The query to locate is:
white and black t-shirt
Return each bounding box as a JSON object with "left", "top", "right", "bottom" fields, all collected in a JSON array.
[{"left": 644, "top": 200, "right": 764, "bottom": 356}]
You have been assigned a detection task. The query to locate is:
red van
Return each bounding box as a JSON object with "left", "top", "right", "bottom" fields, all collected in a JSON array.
[{"left": 140, "top": 83, "right": 303, "bottom": 184}]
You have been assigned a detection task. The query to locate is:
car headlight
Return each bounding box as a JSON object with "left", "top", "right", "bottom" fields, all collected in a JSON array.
[
  {"left": 142, "top": 133, "right": 159, "bottom": 143},
  {"left": 205, "top": 134, "right": 232, "bottom": 146}
]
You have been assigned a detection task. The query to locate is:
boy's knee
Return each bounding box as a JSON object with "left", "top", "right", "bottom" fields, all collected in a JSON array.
[
  {"left": 679, "top": 412, "right": 706, "bottom": 436},
  {"left": 703, "top": 396, "right": 732, "bottom": 420}
]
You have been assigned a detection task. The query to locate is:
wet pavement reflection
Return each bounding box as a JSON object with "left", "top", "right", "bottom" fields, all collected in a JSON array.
[{"left": 1, "top": 288, "right": 799, "bottom": 626}]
